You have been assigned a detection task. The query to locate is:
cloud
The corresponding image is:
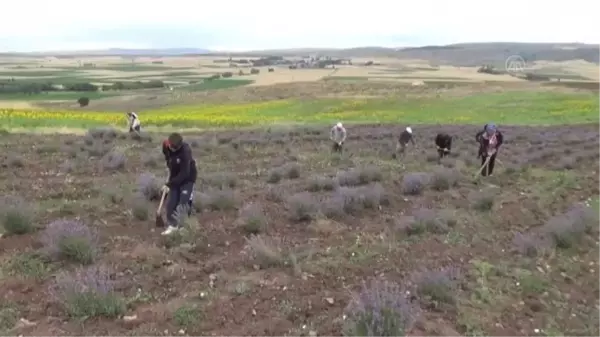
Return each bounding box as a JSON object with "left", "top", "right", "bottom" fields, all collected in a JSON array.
[{"left": 1, "top": 0, "right": 597, "bottom": 52}]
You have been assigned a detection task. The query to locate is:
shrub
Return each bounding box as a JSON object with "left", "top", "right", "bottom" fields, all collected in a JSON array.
[
  {"left": 77, "top": 97, "right": 90, "bottom": 107},
  {"left": 405, "top": 208, "right": 450, "bottom": 235},
  {"left": 0, "top": 196, "right": 36, "bottom": 235},
  {"left": 325, "top": 184, "right": 387, "bottom": 217},
  {"left": 267, "top": 167, "right": 283, "bottom": 183},
  {"left": 202, "top": 188, "right": 237, "bottom": 211},
  {"left": 40, "top": 219, "right": 98, "bottom": 265},
  {"left": 266, "top": 185, "right": 285, "bottom": 203},
  {"left": 86, "top": 127, "right": 117, "bottom": 140},
  {"left": 401, "top": 173, "right": 429, "bottom": 196},
  {"left": 238, "top": 203, "right": 267, "bottom": 235},
  {"left": 307, "top": 175, "right": 338, "bottom": 192},
  {"left": 512, "top": 232, "right": 551, "bottom": 257},
  {"left": 337, "top": 166, "right": 382, "bottom": 187},
  {"left": 413, "top": 267, "right": 460, "bottom": 306},
  {"left": 100, "top": 149, "right": 126, "bottom": 171},
  {"left": 50, "top": 266, "right": 125, "bottom": 318},
  {"left": 245, "top": 234, "right": 288, "bottom": 268},
  {"left": 343, "top": 279, "right": 419, "bottom": 336},
  {"left": 287, "top": 192, "right": 320, "bottom": 222},
  {"left": 137, "top": 173, "right": 162, "bottom": 201},
  {"left": 470, "top": 190, "right": 494, "bottom": 211},
  {"left": 430, "top": 168, "right": 459, "bottom": 191},
  {"left": 541, "top": 204, "right": 597, "bottom": 249},
  {"left": 131, "top": 196, "right": 150, "bottom": 220},
  {"left": 202, "top": 172, "right": 237, "bottom": 189}
]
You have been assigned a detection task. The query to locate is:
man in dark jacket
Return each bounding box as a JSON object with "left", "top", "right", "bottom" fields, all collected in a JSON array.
[
  {"left": 435, "top": 133, "right": 452, "bottom": 160},
  {"left": 160, "top": 132, "right": 198, "bottom": 235},
  {"left": 475, "top": 123, "right": 503, "bottom": 176}
]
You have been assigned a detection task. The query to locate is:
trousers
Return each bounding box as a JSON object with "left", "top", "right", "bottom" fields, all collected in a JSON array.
[
  {"left": 481, "top": 153, "right": 497, "bottom": 176},
  {"left": 165, "top": 181, "right": 194, "bottom": 227}
]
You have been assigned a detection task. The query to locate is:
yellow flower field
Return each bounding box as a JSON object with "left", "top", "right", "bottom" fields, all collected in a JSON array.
[{"left": 0, "top": 91, "right": 597, "bottom": 131}]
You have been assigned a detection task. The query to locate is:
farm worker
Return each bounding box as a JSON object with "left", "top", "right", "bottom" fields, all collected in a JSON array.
[
  {"left": 435, "top": 132, "right": 453, "bottom": 159},
  {"left": 396, "top": 126, "right": 415, "bottom": 156},
  {"left": 160, "top": 132, "right": 198, "bottom": 235},
  {"left": 475, "top": 123, "right": 504, "bottom": 176},
  {"left": 330, "top": 122, "right": 347, "bottom": 153},
  {"left": 126, "top": 112, "right": 141, "bottom": 133}
]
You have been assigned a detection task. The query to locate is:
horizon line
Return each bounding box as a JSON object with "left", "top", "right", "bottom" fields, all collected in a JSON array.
[{"left": 1, "top": 41, "right": 598, "bottom": 55}]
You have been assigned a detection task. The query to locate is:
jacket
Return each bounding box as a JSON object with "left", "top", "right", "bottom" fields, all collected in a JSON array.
[
  {"left": 476, "top": 130, "right": 503, "bottom": 157},
  {"left": 162, "top": 141, "right": 197, "bottom": 188}
]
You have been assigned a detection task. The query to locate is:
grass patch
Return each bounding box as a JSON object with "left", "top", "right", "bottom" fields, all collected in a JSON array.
[
  {"left": 0, "top": 91, "right": 121, "bottom": 101},
  {"left": 0, "top": 91, "right": 597, "bottom": 129},
  {"left": 176, "top": 79, "right": 254, "bottom": 92},
  {"left": 0, "top": 70, "right": 77, "bottom": 77}
]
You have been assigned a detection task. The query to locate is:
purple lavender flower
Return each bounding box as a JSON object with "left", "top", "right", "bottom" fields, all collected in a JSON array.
[
  {"left": 40, "top": 219, "right": 98, "bottom": 264},
  {"left": 344, "top": 279, "right": 419, "bottom": 336},
  {"left": 49, "top": 265, "right": 124, "bottom": 318},
  {"left": 137, "top": 172, "right": 161, "bottom": 201}
]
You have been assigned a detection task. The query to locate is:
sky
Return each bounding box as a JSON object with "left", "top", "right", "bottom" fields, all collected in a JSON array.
[{"left": 1, "top": 0, "right": 598, "bottom": 52}]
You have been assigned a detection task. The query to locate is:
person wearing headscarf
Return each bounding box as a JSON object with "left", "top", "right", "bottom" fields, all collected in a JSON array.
[{"left": 475, "top": 123, "right": 503, "bottom": 176}]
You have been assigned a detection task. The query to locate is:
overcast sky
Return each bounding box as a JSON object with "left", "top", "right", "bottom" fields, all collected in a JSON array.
[{"left": 2, "top": 0, "right": 597, "bottom": 52}]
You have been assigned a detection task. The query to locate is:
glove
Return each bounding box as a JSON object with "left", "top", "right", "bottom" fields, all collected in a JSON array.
[{"left": 161, "top": 185, "right": 170, "bottom": 194}]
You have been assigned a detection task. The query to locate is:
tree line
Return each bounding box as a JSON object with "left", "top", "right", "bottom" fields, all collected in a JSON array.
[{"left": 0, "top": 79, "right": 166, "bottom": 95}]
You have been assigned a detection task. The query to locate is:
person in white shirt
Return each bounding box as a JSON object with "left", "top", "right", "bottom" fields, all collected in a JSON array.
[
  {"left": 126, "top": 112, "right": 141, "bottom": 134},
  {"left": 330, "top": 122, "right": 347, "bottom": 153}
]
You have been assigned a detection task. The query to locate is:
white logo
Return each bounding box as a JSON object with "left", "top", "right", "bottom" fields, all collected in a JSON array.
[
  {"left": 505, "top": 55, "right": 527, "bottom": 75},
  {"left": 176, "top": 158, "right": 180, "bottom": 164}
]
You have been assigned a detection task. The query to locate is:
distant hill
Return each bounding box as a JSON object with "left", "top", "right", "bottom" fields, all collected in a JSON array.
[
  {"left": 1, "top": 43, "right": 597, "bottom": 66},
  {"left": 212, "top": 42, "right": 600, "bottom": 66},
  {"left": 0, "top": 48, "right": 210, "bottom": 57}
]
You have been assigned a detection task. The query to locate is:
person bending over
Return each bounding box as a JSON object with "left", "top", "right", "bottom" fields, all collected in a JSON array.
[
  {"left": 126, "top": 112, "right": 141, "bottom": 133},
  {"left": 330, "top": 122, "right": 347, "bottom": 153},
  {"left": 396, "top": 126, "right": 415, "bottom": 156},
  {"left": 475, "top": 123, "right": 503, "bottom": 176},
  {"left": 160, "top": 132, "right": 198, "bottom": 235},
  {"left": 435, "top": 133, "right": 452, "bottom": 159}
]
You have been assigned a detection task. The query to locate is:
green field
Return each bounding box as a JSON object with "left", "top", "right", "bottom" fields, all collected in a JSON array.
[
  {"left": 1, "top": 91, "right": 597, "bottom": 131},
  {"left": 0, "top": 91, "right": 120, "bottom": 101},
  {"left": 175, "top": 78, "right": 254, "bottom": 92},
  {"left": 0, "top": 69, "right": 77, "bottom": 77}
]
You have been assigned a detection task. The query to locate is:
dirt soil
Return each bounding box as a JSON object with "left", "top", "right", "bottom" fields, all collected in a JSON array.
[{"left": 0, "top": 123, "right": 598, "bottom": 336}]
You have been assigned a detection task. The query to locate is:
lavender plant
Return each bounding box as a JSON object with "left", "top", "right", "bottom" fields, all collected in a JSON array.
[
  {"left": 286, "top": 192, "right": 319, "bottom": 222},
  {"left": 413, "top": 267, "right": 460, "bottom": 305},
  {"left": 401, "top": 173, "right": 429, "bottom": 196},
  {"left": 344, "top": 279, "right": 419, "bottom": 336},
  {"left": 101, "top": 149, "right": 126, "bottom": 171},
  {"left": 238, "top": 203, "right": 267, "bottom": 235},
  {"left": 50, "top": 266, "right": 124, "bottom": 318},
  {"left": 137, "top": 172, "right": 162, "bottom": 201},
  {"left": 541, "top": 204, "right": 598, "bottom": 249},
  {"left": 0, "top": 196, "right": 36, "bottom": 235},
  {"left": 40, "top": 219, "right": 99, "bottom": 265}
]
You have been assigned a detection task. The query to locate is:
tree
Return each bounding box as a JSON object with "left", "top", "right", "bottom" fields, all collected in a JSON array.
[{"left": 77, "top": 97, "right": 90, "bottom": 107}]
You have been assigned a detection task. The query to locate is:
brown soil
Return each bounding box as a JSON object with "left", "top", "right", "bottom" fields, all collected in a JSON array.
[{"left": 0, "top": 123, "right": 598, "bottom": 336}]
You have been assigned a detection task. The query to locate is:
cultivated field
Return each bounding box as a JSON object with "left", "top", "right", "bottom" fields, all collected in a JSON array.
[
  {"left": 0, "top": 47, "right": 599, "bottom": 336},
  {"left": 1, "top": 54, "right": 598, "bottom": 111},
  {"left": 0, "top": 122, "right": 598, "bottom": 336}
]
